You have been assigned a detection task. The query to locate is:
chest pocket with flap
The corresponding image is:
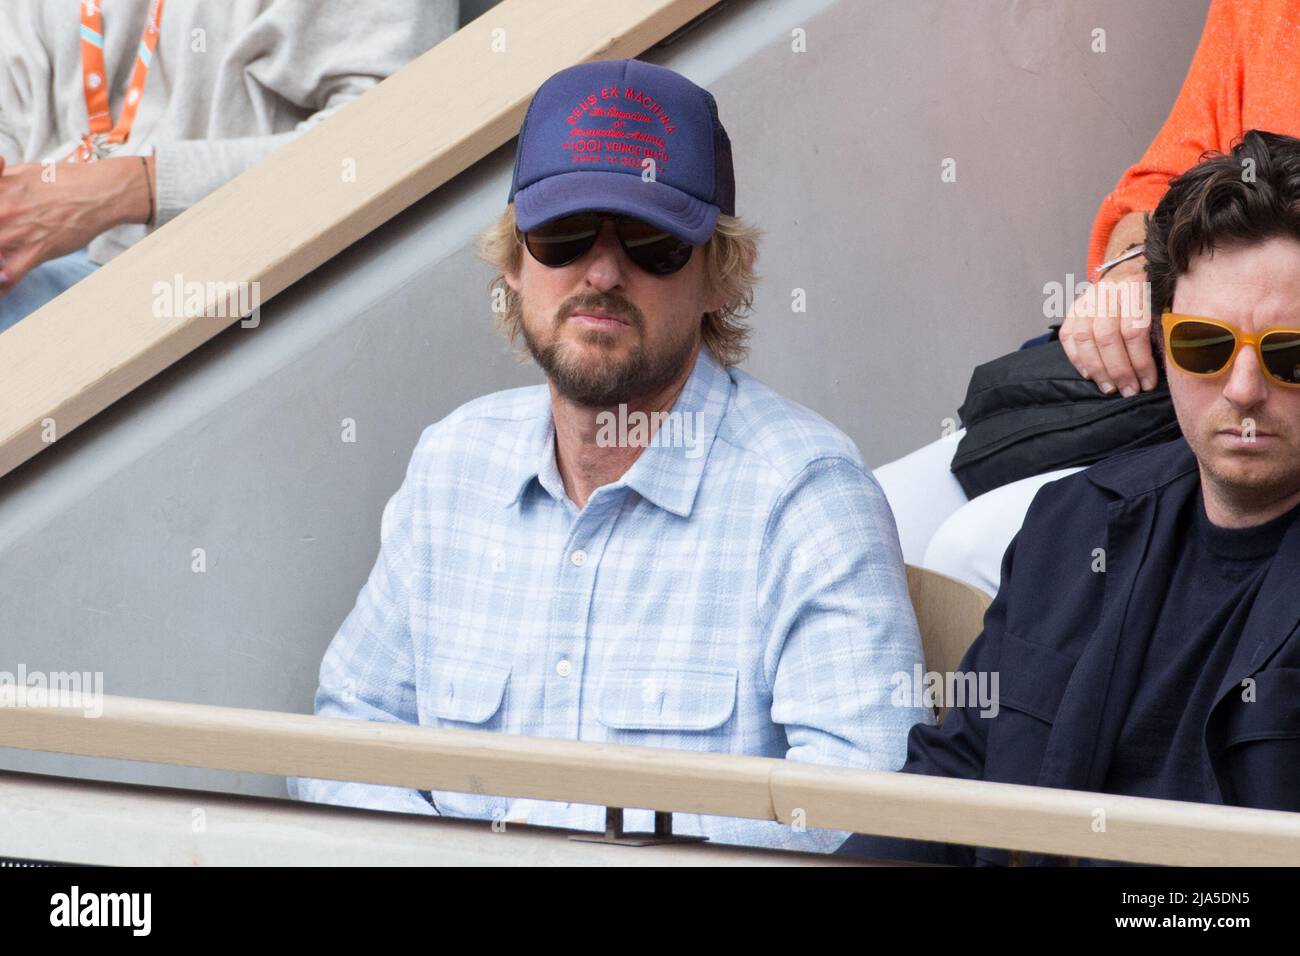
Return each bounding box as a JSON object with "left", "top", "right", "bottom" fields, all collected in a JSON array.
[
  {"left": 995, "top": 633, "right": 1080, "bottom": 724},
  {"left": 597, "top": 665, "right": 739, "bottom": 732},
  {"left": 426, "top": 655, "right": 511, "bottom": 725}
]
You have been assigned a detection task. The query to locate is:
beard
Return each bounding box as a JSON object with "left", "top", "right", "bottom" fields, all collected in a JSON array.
[
  {"left": 1183, "top": 413, "right": 1300, "bottom": 512},
  {"left": 1197, "top": 445, "right": 1300, "bottom": 506},
  {"left": 520, "top": 295, "right": 699, "bottom": 407}
]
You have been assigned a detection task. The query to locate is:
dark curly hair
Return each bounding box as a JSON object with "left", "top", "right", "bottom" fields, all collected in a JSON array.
[{"left": 1144, "top": 129, "right": 1300, "bottom": 362}]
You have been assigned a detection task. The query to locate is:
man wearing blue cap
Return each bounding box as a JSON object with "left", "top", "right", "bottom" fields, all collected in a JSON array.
[{"left": 291, "top": 59, "right": 929, "bottom": 852}]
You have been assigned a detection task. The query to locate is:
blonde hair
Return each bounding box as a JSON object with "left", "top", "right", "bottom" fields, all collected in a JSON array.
[{"left": 476, "top": 203, "right": 761, "bottom": 367}]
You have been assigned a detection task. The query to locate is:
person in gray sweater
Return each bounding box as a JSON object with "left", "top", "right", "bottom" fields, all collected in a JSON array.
[{"left": 0, "top": 0, "right": 456, "bottom": 333}]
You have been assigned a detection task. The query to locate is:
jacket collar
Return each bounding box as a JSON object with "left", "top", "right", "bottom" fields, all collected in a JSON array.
[
  {"left": 1083, "top": 436, "right": 1200, "bottom": 498},
  {"left": 1213, "top": 516, "right": 1300, "bottom": 701}
]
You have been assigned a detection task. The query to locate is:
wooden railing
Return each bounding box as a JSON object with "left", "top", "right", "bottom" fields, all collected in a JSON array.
[
  {"left": 1, "top": 688, "right": 1297, "bottom": 866},
  {"left": 0, "top": 0, "right": 719, "bottom": 479}
]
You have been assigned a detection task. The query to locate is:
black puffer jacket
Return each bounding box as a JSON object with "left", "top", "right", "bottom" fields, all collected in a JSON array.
[{"left": 951, "top": 339, "right": 1180, "bottom": 498}]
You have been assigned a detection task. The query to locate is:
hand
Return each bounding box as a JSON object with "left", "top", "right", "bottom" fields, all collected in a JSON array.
[
  {"left": 1059, "top": 258, "right": 1156, "bottom": 396},
  {"left": 0, "top": 155, "right": 153, "bottom": 296}
]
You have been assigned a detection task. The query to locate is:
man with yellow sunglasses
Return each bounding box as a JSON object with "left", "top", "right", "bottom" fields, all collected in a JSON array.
[{"left": 842, "top": 129, "right": 1300, "bottom": 865}]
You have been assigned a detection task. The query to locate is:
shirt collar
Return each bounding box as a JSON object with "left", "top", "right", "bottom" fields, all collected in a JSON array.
[{"left": 501, "top": 346, "right": 732, "bottom": 517}]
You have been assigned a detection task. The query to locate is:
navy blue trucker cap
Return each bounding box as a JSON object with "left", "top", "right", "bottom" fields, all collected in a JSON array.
[{"left": 508, "top": 58, "right": 735, "bottom": 245}]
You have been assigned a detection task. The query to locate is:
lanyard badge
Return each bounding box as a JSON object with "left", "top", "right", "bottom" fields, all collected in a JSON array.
[{"left": 65, "top": 0, "right": 166, "bottom": 164}]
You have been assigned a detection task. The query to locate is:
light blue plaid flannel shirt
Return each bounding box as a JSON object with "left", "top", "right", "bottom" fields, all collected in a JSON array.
[{"left": 290, "top": 346, "right": 932, "bottom": 852}]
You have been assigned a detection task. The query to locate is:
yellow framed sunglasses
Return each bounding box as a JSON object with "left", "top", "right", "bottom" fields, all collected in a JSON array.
[{"left": 1161, "top": 311, "right": 1300, "bottom": 388}]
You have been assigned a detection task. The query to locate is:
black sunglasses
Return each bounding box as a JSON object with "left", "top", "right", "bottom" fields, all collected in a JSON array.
[{"left": 518, "top": 212, "right": 695, "bottom": 276}]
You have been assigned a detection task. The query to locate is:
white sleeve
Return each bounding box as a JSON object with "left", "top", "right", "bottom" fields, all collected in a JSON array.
[{"left": 150, "top": 0, "right": 457, "bottom": 226}]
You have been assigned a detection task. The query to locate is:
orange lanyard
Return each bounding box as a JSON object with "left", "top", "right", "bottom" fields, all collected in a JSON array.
[{"left": 65, "top": 0, "right": 166, "bottom": 163}]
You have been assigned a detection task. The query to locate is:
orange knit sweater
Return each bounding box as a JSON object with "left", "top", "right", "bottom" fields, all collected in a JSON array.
[{"left": 1087, "top": 0, "right": 1300, "bottom": 275}]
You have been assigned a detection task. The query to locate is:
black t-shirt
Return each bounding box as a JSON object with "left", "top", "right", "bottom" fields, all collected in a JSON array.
[{"left": 1103, "top": 486, "right": 1300, "bottom": 804}]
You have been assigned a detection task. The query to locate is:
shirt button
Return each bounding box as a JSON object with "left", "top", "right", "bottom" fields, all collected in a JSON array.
[
  {"left": 556, "top": 659, "right": 573, "bottom": 678},
  {"left": 570, "top": 549, "right": 588, "bottom": 567}
]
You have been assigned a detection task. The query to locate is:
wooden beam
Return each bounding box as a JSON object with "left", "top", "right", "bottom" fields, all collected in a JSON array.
[
  {"left": 770, "top": 762, "right": 1299, "bottom": 867},
  {"left": 2, "top": 688, "right": 1298, "bottom": 865},
  {"left": 0, "top": 0, "right": 718, "bottom": 479},
  {"left": 0, "top": 689, "right": 778, "bottom": 822}
]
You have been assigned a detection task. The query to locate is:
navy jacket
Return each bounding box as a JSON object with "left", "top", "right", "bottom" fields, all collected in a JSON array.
[{"left": 841, "top": 437, "right": 1300, "bottom": 865}]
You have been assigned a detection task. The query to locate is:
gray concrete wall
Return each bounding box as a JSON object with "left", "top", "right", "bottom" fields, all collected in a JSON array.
[{"left": 0, "top": 0, "right": 1210, "bottom": 798}]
